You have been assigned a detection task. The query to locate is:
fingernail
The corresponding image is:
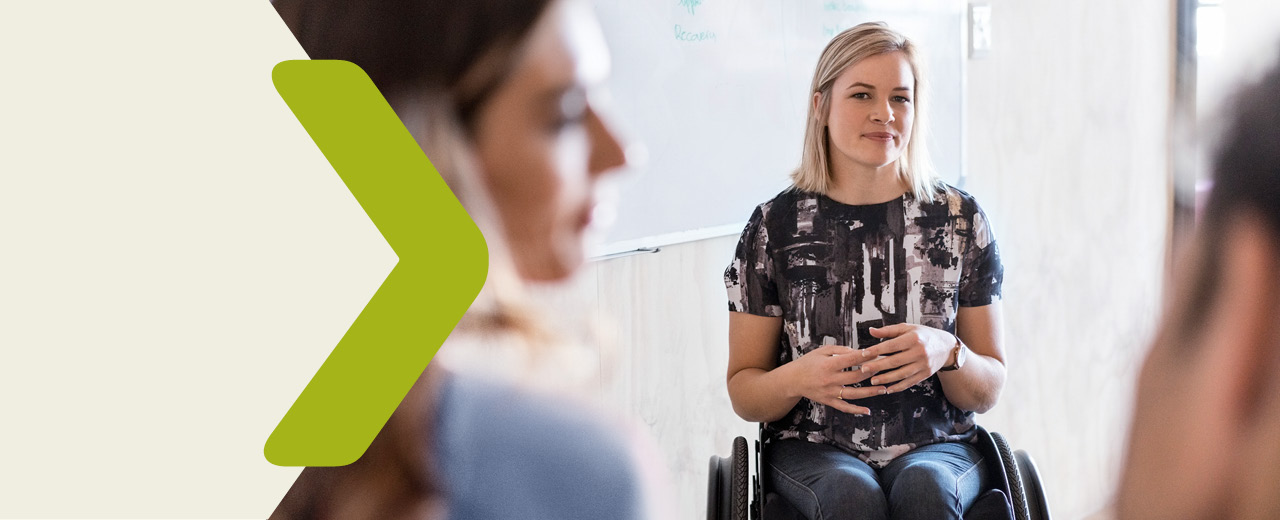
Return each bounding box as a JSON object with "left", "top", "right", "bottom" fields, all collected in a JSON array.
[
  {"left": 861, "top": 366, "right": 870, "bottom": 373},
  {"left": 879, "top": 389, "right": 888, "bottom": 395},
  {"left": 870, "top": 378, "right": 879, "bottom": 385}
]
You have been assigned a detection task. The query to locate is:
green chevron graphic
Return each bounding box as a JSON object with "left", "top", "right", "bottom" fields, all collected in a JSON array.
[{"left": 265, "top": 60, "right": 488, "bottom": 466}]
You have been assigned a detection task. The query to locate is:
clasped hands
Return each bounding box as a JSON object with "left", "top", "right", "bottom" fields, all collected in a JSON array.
[{"left": 790, "top": 323, "right": 956, "bottom": 416}]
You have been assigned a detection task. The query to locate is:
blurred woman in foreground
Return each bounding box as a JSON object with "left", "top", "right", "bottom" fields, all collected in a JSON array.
[{"left": 269, "top": 0, "right": 665, "bottom": 518}]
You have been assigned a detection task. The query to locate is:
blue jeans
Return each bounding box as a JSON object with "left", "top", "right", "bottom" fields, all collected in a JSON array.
[{"left": 767, "top": 439, "right": 987, "bottom": 520}]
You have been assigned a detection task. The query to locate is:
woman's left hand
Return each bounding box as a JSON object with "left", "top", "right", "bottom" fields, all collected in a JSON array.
[{"left": 858, "top": 324, "right": 956, "bottom": 393}]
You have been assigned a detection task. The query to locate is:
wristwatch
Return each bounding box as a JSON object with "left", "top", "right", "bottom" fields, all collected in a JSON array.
[{"left": 940, "top": 335, "right": 968, "bottom": 371}]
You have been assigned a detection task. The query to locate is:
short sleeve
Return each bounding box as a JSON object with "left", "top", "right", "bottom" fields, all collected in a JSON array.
[
  {"left": 958, "top": 206, "right": 1004, "bottom": 307},
  {"left": 725, "top": 204, "right": 783, "bottom": 317}
]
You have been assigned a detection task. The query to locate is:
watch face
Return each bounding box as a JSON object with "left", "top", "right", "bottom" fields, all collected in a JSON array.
[{"left": 941, "top": 341, "right": 967, "bottom": 371}]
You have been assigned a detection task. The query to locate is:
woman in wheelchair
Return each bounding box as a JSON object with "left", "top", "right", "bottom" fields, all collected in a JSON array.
[{"left": 724, "top": 22, "right": 1006, "bottom": 520}]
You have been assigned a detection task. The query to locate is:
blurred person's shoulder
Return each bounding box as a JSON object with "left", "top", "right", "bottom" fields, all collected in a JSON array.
[{"left": 435, "top": 371, "right": 670, "bottom": 520}]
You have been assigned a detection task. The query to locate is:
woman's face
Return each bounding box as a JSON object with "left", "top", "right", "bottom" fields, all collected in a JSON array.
[
  {"left": 820, "top": 51, "right": 915, "bottom": 175},
  {"left": 471, "top": 0, "right": 625, "bottom": 282}
]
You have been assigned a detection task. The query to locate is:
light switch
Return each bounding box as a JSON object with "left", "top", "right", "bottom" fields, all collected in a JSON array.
[{"left": 970, "top": 3, "right": 992, "bottom": 58}]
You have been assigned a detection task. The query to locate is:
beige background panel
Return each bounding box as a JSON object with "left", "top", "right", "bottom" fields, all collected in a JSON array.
[{"left": 0, "top": 1, "right": 397, "bottom": 517}]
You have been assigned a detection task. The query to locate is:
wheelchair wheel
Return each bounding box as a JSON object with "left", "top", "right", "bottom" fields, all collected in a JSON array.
[
  {"left": 990, "top": 432, "right": 1030, "bottom": 520},
  {"left": 731, "top": 436, "right": 749, "bottom": 520},
  {"left": 1014, "top": 450, "right": 1051, "bottom": 520},
  {"left": 707, "top": 436, "right": 750, "bottom": 520}
]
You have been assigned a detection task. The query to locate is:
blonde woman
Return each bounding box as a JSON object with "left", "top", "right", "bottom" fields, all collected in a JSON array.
[{"left": 725, "top": 23, "right": 1006, "bottom": 520}]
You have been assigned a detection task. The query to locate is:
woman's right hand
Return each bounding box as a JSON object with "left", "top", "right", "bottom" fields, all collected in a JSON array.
[
  {"left": 782, "top": 345, "right": 886, "bottom": 415},
  {"left": 728, "top": 313, "right": 885, "bottom": 421}
]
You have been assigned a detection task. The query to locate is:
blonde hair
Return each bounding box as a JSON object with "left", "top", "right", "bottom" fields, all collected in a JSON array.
[{"left": 791, "top": 22, "right": 942, "bottom": 201}]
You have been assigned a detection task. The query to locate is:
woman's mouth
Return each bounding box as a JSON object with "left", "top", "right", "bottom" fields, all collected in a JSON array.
[{"left": 862, "top": 132, "right": 895, "bottom": 142}]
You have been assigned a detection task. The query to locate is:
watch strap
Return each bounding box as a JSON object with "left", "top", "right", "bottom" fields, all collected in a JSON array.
[{"left": 940, "top": 335, "right": 965, "bottom": 371}]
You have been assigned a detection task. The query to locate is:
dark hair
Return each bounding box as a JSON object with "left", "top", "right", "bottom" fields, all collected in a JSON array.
[
  {"left": 1205, "top": 60, "right": 1280, "bottom": 237},
  {"left": 1179, "top": 51, "right": 1280, "bottom": 335},
  {"left": 272, "top": 0, "right": 556, "bottom": 130}
]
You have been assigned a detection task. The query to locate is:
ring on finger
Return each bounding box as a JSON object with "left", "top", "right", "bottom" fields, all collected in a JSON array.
[{"left": 838, "top": 386, "right": 844, "bottom": 400}]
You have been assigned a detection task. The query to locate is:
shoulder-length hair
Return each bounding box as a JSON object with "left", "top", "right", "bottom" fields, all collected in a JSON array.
[{"left": 791, "top": 22, "right": 942, "bottom": 201}]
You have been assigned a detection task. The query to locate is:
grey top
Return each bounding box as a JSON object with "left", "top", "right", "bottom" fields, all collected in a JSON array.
[{"left": 436, "top": 373, "right": 652, "bottom": 519}]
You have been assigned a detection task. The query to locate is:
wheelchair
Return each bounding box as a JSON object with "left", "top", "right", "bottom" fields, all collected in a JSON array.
[{"left": 708, "top": 425, "right": 1050, "bottom": 520}]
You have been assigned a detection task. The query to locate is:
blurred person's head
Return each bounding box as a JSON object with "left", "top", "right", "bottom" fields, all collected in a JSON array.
[
  {"left": 1118, "top": 52, "right": 1280, "bottom": 520},
  {"left": 275, "top": 0, "right": 626, "bottom": 283},
  {"left": 268, "top": 2, "right": 626, "bottom": 517},
  {"left": 791, "top": 22, "right": 940, "bottom": 200}
]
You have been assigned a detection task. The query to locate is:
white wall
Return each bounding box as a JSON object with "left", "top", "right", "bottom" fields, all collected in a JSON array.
[
  {"left": 959, "top": 0, "right": 1172, "bottom": 517},
  {"left": 1197, "top": 1, "right": 1280, "bottom": 131},
  {"left": 530, "top": 236, "right": 753, "bottom": 518},
  {"left": 535, "top": 1, "right": 1176, "bottom": 518}
]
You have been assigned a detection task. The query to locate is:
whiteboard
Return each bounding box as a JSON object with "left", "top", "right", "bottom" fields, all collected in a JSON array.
[{"left": 592, "top": 0, "right": 966, "bottom": 254}]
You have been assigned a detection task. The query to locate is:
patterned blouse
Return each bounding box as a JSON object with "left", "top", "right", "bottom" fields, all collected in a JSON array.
[{"left": 725, "top": 186, "right": 1003, "bottom": 468}]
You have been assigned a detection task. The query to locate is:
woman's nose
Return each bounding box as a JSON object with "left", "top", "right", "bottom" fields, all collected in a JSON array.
[
  {"left": 870, "top": 104, "right": 893, "bottom": 124},
  {"left": 587, "top": 107, "right": 626, "bottom": 177}
]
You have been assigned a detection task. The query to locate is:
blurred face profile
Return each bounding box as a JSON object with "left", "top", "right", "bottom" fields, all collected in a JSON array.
[
  {"left": 1118, "top": 216, "right": 1280, "bottom": 520},
  {"left": 471, "top": 0, "right": 626, "bottom": 282},
  {"left": 821, "top": 51, "right": 915, "bottom": 174},
  {"left": 1117, "top": 231, "right": 1233, "bottom": 520}
]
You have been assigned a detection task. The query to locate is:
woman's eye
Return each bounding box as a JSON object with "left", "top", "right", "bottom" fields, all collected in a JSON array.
[
  {"left": 550, "top": 106, "right": 588, "bottom": 131},
  {"left": 892, "top": 95, "right": 911, "bottom": 103},
  {"left": 851, "top": 92, "right": 870, "bottom": 99},
  {"left": 552, "top": 114, "right": 587, "bottom": 132},
  {"left": 551, "top": 90, "right": 589, "bottom": 131}
]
